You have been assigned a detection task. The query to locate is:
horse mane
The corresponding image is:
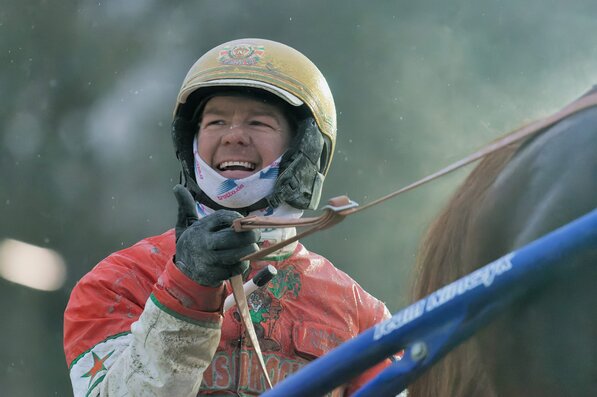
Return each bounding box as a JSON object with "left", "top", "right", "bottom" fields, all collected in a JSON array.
[{"left": 408, "top": 141, "right": 523, "bottom": 397}]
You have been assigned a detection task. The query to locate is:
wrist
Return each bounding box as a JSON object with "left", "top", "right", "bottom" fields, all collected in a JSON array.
[{"left": 157, "top": 259, "right": 226, "bottom": 312}]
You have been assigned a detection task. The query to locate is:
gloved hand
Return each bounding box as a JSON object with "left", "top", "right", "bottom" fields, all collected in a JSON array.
[{"left": 173, "top": 184, "right": 260, "bottom": 287}]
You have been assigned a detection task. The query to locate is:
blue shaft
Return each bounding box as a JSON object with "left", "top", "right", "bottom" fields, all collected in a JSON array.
[{"left": 262, "top": 208, "right": 597, "bottom": 397}]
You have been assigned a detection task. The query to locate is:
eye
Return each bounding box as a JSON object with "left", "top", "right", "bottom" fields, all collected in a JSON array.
[
  {"left": 249, "top": 118, "right": 277, "bottom": 130},
  {"left": 201, "top": 119, "right": 225, "bottom": 129},
  {"left": 249, "top": 120, "right": 269, "bottom": 127}
]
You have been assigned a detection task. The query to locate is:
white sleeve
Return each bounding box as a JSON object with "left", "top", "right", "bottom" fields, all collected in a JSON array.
[{"left": 69, "top": 296, "right": 221, "bottom": 397}]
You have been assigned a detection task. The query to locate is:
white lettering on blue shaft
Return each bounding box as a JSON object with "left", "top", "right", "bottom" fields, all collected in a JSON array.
[{"left": 373, "top": 253, "right": 514, "bottom": 341}]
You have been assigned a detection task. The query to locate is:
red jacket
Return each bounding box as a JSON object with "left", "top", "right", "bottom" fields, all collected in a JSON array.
[{"left": 64, "top": 229, "right": 392, "bottom": 396}]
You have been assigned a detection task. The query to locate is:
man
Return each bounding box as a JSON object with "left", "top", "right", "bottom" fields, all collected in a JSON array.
[{"left": 64, "top": 38, "right": 392, "bottom": 396}]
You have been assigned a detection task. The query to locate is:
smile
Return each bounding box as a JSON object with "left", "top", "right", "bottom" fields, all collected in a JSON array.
[{"left": 218, "top": 161, "right": 256, "bottom": 171}]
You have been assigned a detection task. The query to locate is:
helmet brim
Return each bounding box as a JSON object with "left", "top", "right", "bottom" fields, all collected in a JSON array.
[{"left": 178, "top": 79, "right": 304, "bottom": 108}]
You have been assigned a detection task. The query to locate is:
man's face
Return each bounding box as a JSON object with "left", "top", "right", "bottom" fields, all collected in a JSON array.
[{"left": 197, "top": 95, "right": 292, "bottom": 179}]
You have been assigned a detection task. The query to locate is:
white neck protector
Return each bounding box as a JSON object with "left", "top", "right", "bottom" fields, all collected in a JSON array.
[{"left": 192, "top": 135, "right": 302, "bottom": 260}]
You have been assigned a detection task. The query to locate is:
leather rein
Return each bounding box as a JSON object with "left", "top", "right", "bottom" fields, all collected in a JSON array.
[{"left": 229, "top": 91, "right": 597, "bottom": 389}]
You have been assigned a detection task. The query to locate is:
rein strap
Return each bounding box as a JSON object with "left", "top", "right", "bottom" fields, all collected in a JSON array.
[
  {"left": 230, "top": 274, "right": 273, "bottom": 389},
  {"left": 235, "top": 91, "right": 597, "bottom": 260}
]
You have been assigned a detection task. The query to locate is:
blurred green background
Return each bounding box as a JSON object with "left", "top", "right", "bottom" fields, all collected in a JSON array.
[{"left": 1, "top": 1, "right": 596, "bottom": 395}]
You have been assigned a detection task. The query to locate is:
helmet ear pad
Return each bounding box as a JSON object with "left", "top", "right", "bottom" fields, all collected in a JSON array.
[
  {"left": 268, "top": 118, "right": 326, "bottom": 210},
  {"left": 171, "top": 116, "right": 196, "bottom": 184}
]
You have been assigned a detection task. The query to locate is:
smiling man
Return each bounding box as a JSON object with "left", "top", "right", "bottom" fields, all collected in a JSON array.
[
  {"left": 198, "top": 95, "right": 292, "bottom": 178},
  {"left": 64, "top": 38, "right": 392, "bottom": 397},
  {"left": 193, "top": 93, "right": 293, "bottom": 208}
]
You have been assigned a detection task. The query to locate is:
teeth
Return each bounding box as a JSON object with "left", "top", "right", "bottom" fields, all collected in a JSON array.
[{"left": 218, "top": 161, "right": 255, "bottom": 170}]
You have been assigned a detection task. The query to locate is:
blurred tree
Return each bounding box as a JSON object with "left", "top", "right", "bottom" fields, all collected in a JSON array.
[{"left": 1, "top": 0, "right": 596, "bottom": 395}]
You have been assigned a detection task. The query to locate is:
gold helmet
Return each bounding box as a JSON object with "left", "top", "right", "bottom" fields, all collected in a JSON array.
[{"left": 172, "top": 38, "right": 337, "bottom": 211}]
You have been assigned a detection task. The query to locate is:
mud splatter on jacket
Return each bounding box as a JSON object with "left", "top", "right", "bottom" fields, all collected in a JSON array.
[{"left": 64, "top": 229, "right": 392, "bottom": 396}]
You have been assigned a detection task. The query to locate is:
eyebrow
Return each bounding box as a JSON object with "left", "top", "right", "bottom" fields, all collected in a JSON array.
[
  {"left": 201, "top": 109, "right": 226, "bottom": 119},
  {"left": 202, "top": 107, "right": 282, "bottom": 121}
]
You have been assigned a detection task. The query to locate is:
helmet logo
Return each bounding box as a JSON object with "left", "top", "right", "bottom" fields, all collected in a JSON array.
[{"left": 218, "top": 44, "right": 265, "bottom": 65}]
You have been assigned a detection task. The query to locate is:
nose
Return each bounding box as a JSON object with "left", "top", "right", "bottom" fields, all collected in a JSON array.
[{"left": 222, "top": 124, "right": 251, "bottom": 146}]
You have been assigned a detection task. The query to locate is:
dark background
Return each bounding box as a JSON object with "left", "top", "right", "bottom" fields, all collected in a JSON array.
[{"left": 1, "top": 1, "right": 596, "bottom": 395}]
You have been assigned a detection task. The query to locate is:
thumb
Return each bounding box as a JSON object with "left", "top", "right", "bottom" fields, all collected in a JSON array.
[{"left": 174, "top": 184, "right": 198, "bottom": 229}]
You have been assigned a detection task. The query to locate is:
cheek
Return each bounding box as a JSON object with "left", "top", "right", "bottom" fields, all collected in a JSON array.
[
  {"left": 273, "top": 128, "right": 292, "bottom": 155},
  {"left": 266, "top": 136, "right": 290, "bottom": 160},
  {"left": 196, "top": 134, "right": 214, "bottom": 162}
]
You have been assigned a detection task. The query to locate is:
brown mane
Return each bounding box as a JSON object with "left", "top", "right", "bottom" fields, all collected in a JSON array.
[{"left": 408, "top": 143, "right": 522, "bottom": 397}]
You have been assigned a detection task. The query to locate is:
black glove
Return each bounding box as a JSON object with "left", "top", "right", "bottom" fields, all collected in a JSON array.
[{"left": 173, "top": 184, "right": 260, "bottom": 287}]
